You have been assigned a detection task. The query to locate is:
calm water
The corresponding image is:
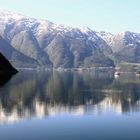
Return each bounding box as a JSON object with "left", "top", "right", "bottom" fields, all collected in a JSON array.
[{"left": 0, "top": 69, "right": 140, "bottom": 140}]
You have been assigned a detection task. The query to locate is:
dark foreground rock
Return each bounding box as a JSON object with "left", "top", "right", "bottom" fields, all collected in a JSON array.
[{"left": 0, "top": 52, "right": 18, "bottom": 76}]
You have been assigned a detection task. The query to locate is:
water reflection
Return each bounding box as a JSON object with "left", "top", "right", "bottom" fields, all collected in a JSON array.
[{"left": 0, "top": 70, "right": 140, "bottom": 124}]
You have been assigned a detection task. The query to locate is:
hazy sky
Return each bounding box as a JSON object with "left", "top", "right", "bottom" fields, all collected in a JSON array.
[{"left": 0, "top": 0, "right": 140, "bottom": 33}]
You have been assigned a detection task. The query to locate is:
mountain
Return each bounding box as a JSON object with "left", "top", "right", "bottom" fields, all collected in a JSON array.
[
  {"left": 0, "top": 12, "right": 140, "bottom": 68},
  {"left": 111, "top": 32, "right": 140, "bottom": 63},
  {"left": 98, "top": 31, "right": 140, "bottom": 64},
  {"left": 0, "top": 12, "right": 114, "bottom": 68},
  {"left": 0, "top": 36, "right": 39, "bottom": 67}
]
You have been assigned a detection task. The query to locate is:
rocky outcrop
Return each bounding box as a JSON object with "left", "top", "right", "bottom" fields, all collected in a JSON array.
[{"left": 0, "top": 52, "right": 18, "bottom": 75}]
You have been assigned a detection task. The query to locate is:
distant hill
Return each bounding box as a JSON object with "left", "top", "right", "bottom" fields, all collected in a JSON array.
[
  {"left": 98, "top": 31, "right": 140, "bottom": 64},
  {"left": 0, "top": 12, "right": 139, "bottom": 68}
]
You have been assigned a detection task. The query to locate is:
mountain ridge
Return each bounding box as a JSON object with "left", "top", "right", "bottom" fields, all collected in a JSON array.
[{"left": 0, "top": 12, "right": 139, "bottom": 68}]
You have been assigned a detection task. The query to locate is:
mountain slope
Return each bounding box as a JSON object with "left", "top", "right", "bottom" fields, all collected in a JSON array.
[
  {"left": 1, "top": 12, "right": 140, "bottom": 68},
  {"left": 99, "top": 31, "right": 140, "bottom": 63},
  {"left": 0, "top": 36, "right": 38, "bottom": 67},
  {"left": 0, "top": 12, "right": 114, "bottom": 68}
]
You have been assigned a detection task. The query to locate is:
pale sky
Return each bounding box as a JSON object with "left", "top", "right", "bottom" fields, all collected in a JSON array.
[{"left": 0, "top": 0, "right": 140, "bottom": 33}]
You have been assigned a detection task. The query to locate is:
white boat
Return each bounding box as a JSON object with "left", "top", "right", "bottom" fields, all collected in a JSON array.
[{"left": 114, "top": 72, "right": 120, "bottom": 78}]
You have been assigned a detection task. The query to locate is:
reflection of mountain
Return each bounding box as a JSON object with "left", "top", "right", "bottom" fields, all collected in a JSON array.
[{"left": 0, "top": 70, "right": 140, "bottom": 123}]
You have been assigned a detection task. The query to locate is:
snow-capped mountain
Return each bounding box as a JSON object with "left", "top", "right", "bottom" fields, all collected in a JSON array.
[
  {"left": 0, "top": 11, "right": 139, "bottom": 68},
  {"left": 0, "top": 12, "right": 114, "bottom": 68},
  {"left": 98, "top": 31, "right": 140, "bottom": 50},
  {"left": 96, "top": 31, "right": 113, "bottom": 42},
  {"left": 97, "top": 31, "right": 140, "bottom": 63}
]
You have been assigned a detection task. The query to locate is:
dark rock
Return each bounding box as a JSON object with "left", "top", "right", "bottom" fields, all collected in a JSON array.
[{"left": 0, "top": 52, "right": 18, "bottom": 75}]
